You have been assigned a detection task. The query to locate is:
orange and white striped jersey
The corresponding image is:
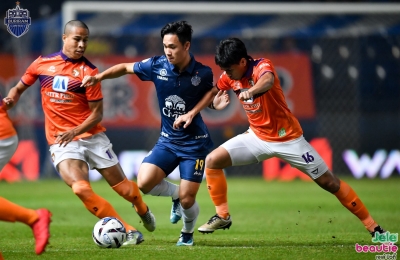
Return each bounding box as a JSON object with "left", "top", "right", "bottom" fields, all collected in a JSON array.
[
  {"left": 20, "top": 51, "right": 105, "bottom": 145},
  {"left": 0, "top": 93, "right": 17, "bottom": 140},
  {"left": 217, "top": 58, "right": 303, "bottom": 142}
]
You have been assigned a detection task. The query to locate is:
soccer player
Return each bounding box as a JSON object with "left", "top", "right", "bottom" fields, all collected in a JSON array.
[
  {"left": 3, "top": 20, "right": 155, "bottom": 246},
  {"left": 198, "top": 38, "right": 386, "bottom": 237},
  {"left": 81, "top": 21, "right": 217, "bottom": 246},
  {"left": 0, "top": 93, "right": 51, "bottom": 255}
]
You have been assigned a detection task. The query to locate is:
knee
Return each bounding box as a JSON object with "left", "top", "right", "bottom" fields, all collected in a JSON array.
[
  {"left": 180, "top": 195, "right": 195, "bottom": 209},
  {"left": 205, "top": 154, "right": 216, "bottom": 168},
  {"left": 316, "top": 171, "right": 340, "bottom": 193},
  {"left": 71, "top": 181, "right": 93, "bottom": 199},
  {"left": 137, "top": 180, "right": 151, "bottom": 194}
]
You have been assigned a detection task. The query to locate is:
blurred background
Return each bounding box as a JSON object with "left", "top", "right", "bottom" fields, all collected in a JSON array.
[{"left": 0, "top": 0, "right": 399, "bottom": 182}]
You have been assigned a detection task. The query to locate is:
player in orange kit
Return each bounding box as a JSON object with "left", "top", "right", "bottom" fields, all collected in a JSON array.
[
  {"left": 0, "top": 93, "right": 51, "bottom": 255},
  {"left": 198, "top": 38, "right": 386, "bottom": 238},
  {"left": 3, "top": 20, "right": 155, "bottom": 246}
]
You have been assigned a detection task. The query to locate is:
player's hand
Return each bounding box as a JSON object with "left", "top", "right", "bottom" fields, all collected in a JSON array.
[
  {"left": 238, "top": 89, "right": 253, "bottom": 101},
  {"left": 81, "top": 75, "right": 99, "bottom": 87},
  {"left": 2, "top": 97, "right": 15, "bottom": 110},
  {"left": 54, "top": 129, "right": 77, "bottom": 147},
  {"left": 213, "top": 90, "right": 230, "bottom": 109},
  {"left": 173, "top": 113, "right": 194, "bottom": 130}
]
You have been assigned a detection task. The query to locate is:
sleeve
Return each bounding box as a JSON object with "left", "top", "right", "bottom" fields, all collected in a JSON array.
[
  {"left": 86, "top": 68, "right": 103, "bottom": 102},
  {"left": 216, "top": 72, "right": 232, "bottom": 91},
  {"left": 133, "top": 56, "right": 156, "bottom": 81},
  {"left": 203, "top": 67, "right": 214, "bottom": 91},
  {"left": 20, "top": 57, "right": 40, "bottom": 86},
  {"left": 256, "top": 60, "right": 274, "bottom": 80}
]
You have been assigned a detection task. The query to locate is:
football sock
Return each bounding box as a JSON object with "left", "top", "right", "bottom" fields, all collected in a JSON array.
[
  {"left": 72, "top": 180, "right": 136, "bottom": 232},
  {"left": 147, "top": 179, "right": 180, "bottom": 200},
  {"left": 334, "top": 180, "right": 377, "bottom": 231},
  {"left": 205, "top": 168, "right": 229, "bottom": 219},
  {"left": 181, "top": 201, "right": 199, "bottom": 233},
  {"left": 112, "top": 178, "right": 148, "bottom": 215},
  {"left": 0, "top": 197, "right": 38, "bottom": 225}
]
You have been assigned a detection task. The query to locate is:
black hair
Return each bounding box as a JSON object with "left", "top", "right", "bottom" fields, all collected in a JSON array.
[
  {"left": 161, "top": 21, "right": 193, "bottom": 46},
  {"left": 64, "top": 20, "right": 89, "bottom": 34},
  {"left": 215, "top": 38, "right": 250, "bottom": 68}
]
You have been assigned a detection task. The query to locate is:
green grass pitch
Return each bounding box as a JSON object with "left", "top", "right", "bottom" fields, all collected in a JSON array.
[{"left": 0, "top": 177, "right": 399, "bottom": 259}]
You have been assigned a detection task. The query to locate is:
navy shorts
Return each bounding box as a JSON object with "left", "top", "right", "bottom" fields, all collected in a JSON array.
[{"left": 142, "top": 143, "right": 206, "bottom": 183}]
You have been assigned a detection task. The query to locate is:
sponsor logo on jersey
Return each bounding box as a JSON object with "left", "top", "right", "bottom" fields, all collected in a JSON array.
[
  {"left": 52, "top": 76, "right": 69, "bottom": 93},
  {"left": 48, "top": 66, "right": 56, "bottom": 72},
  {"left": 193, "top": 171, "right": 202, "bottom": 176},
  {"left": 278, "top": 128, "right": 286, "bottom": 137},
  {"left": 157, "top": 75, "right": 168, "bottom": 81},
  {"left": 162, "top": 95, "right": 186, "bottom": 119}
]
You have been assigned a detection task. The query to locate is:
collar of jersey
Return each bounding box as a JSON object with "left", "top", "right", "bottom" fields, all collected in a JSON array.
[
  {"left": 242, "top": 57, "right": 255, "bottom": 79},
  {"left": 60, "top": 50, "right": 84, "bottom": 63},
  {"left": 170, "top": 53, "right": 196, "bottom": 75}
]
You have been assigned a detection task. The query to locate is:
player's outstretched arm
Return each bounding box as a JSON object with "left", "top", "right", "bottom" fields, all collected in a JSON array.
[
  {"left": 4, "top": 81, "right": 29, "bottom": 110},
  {"left": 238, "top": 72, "right": 274, "bottom": 101},
  {"left": 54, "top": 100, "right": 103, "bottom": 147},
  {"left": 210, "top": 90, "right": 230, "bottom": 110},
  {"left": 81, "top": 63, "right": 136, "bottom": 87},
  {"left": 173, "top": 86, "right": 218, "bottom": 129}
]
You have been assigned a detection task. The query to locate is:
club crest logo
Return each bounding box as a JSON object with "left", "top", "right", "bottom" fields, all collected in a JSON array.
[
  {"left": 191, "top": 74, "right": 201, "bottom": 86},
  {"left": 4, "top": 2, "right": 31, "bottom": 38}
]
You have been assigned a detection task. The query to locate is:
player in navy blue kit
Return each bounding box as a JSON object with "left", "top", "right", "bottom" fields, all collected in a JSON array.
[{"left": 82, "top": 21, "right": 219, "bottom": 246}]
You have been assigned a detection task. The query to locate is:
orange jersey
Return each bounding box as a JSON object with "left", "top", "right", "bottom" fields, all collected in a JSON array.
[
  {"left": 20, "top": 51, "right": 105, "bottom": 145},
  {"left": 0, "top": 93, "right": 17, "bottom": 140},
  {"left": 217, "top": 58, "right": 303, "bottom": 142}
]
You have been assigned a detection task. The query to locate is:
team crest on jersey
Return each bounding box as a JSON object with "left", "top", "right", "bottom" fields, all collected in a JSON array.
[
  {"left": 191, "top": 74, "right": 201, "bottom": 86},
  {"left": 4, "top": 2, "right": 31, "bottom": 38},
  {"left": 72, "top": 69, "right": 79, "bottom": 77},
  {"left": 234, "top": 81, "right": 241, "bottom": 90},
  {"left": 248, "top": 78, "right": 255, "bottom": 87},
  {"left": 52, "top": 76, "right": 69, "bottom": 92},
  {"left": 162, "top": 95, "right": 186, "bottom": 120}
]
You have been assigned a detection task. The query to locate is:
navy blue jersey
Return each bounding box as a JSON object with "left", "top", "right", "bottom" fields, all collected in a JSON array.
[{"left": 133, "top": 54, "right": 213, "bottom": 155}]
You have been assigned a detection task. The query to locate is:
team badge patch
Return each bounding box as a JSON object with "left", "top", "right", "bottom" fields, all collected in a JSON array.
[
  {"left": 191, "top": 74, "right": 201, "bottom": 86},
  {"left": 4, "top": 2, "right": 31, "bottom": 38},
  {"left": 72, "top": 69, "right": 79, "bottom": 77}
]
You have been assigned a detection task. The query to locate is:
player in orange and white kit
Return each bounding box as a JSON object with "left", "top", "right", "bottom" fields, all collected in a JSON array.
[
  {"left": 0, "top": 93, "right": 51, "bottom": 255},
  {"left": 4, "top": 20, "right": 155, "bottom": 246},
  {"left": 198, "top": 38, "right": 386, "bottom": 238}
]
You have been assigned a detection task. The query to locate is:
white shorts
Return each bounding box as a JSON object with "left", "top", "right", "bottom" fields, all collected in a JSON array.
[
  {"left": 0, "top": 135, "right": 18, "bottom": 171},
  {"left": 49, "top": 132, "right": 119, "bottom": 170},
  {"left": 221, "top": 128, "right": 328, "bottom": 179}
]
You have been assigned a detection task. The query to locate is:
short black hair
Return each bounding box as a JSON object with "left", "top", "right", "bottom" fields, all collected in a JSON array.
[
  {"left": 64, "top": 20, "right": 89, "bottom": 35},
  {"left": 215, "top": 38, "right": 249, "bottom": 68},
  {"left": 161, "top": 21, "right": 193, "bottom": 46}
]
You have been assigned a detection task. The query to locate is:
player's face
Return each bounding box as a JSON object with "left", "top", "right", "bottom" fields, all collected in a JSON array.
[
  {"left": 163, "top": 34, "right": 190, "bottom": 67},
  {"left": 220, "top": 58, "right": 248, "bottom": 80},
  {"left": 62, "top": 26, "right": 89, "bottom": 59}
]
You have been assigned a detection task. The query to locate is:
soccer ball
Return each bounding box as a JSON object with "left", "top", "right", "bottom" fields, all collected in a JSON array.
[{"left": 92, "top": 217, "right": 126, "bottom": 248}]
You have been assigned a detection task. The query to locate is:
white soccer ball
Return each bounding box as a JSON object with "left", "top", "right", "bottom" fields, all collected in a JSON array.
[{"left": 92, "top": 217, "right": 126, "bottom": 248}]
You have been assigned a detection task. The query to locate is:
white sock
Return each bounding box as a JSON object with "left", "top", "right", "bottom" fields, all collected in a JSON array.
[
  {"left": 181, "top": 201, "right": 199, "bottom": 233},
  {"left": 147, "top": 179, "right": 179, "bottom": 200}
]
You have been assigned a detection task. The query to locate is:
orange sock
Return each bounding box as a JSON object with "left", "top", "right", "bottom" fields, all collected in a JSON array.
[
  {"left": 112, "top": 178, "right": 148, "bottom": 215},
  {"left": 205, "top": 168, "right": 229, "bottom": 219},
  {"left": 334, "top": 180, "right": 377, "bottom": 231},
  {"left": 72, "top": 181, "right": 136, "bottom": 231},
  {"left": 0, "top": 197, "right": 38, "bottom": 225}
]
